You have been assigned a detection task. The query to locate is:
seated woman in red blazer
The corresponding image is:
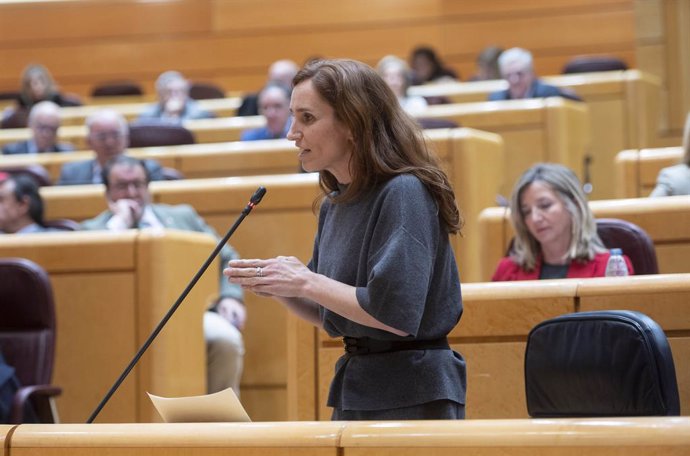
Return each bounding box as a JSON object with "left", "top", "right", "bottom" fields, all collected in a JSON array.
[{"left": 492, "top": 163, "right": 633, "bottom": 281}]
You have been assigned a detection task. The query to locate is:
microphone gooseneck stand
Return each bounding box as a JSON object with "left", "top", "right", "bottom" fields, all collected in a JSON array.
[{"left": 86, "top": 186, "right": 267, "bottom": 423}]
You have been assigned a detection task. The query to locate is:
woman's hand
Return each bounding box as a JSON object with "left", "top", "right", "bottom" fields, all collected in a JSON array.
[{"left": 224, "top": 256, "right": 312, "bottom": 299}]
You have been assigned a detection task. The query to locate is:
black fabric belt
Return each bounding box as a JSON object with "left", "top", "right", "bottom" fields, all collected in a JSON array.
[{"left": 343, "top": 336, "right": 450, "bottom": 356}]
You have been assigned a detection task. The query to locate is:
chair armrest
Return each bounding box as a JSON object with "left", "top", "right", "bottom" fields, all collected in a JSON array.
[{"left": 11, "top": 384, "right": 62, "bottom": 423}]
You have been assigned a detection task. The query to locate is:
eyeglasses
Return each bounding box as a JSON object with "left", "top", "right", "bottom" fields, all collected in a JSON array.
[
  {"left": 111, "top": 180, "right": 147, "bottom": 192},
  {"left": 34, "top": 123, "right": 59, "bottom": 133},
  {"left": 90, "top": 131, "right": 126, "bottom": 142}
]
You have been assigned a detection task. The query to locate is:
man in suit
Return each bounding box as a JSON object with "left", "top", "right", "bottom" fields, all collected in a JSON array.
[
  {"left": 57, "top": 109, "right": 164, "bottom": 185},
  {"left": 81, "top": 155, "right": 246, "bottom": 395},
  {"left": 0, "top": 172, "right": 61, "bottom": 234},
  {"left": 2, "top": 101, "right": 75, "bottom": 155},
  {"left": 488, "top": 47, "right": 581, "bottom": 101},
  {"left": 240, "top": 82, "right": 292, "bottom": 141}
]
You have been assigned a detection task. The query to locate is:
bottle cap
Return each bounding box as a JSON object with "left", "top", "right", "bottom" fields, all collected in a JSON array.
[{"left": 610, "top": 248, "right": 623, "bottom": 255}]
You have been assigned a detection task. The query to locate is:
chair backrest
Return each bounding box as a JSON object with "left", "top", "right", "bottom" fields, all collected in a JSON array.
[
  {"left": 91, "top": 81, "right": 144, "bottom": 97},
  {"left": 42, "top": 218, "right": 81, "bottom": 231},
  {"left": 596, "top": 218, "right": 658, "bottom": 274},
  {"left": 127, "top": 120, "right": 196, "bottom": 148},
  {"left": 416, "top": 118, "right": 460, "bottom": 130},
  {"left": 0, "top": 258, "right": 56, "bottom": 388},
  {"left": 1, "top": 107, "right": 29, "bottom": 129},
  {"left": 189, "top": 82, "right": 225, "bottom": 100},
  {"left": 525, "top": 310, "right": 680, "bottom": 417},
  {"left": 0, "top": 91, "right": 20, "bottom": 101},
  {"left": 562, "top": 55, "right": 628, "bottom": 74},
  {"left": 1, "top": 164, "right": 52, "bottom": 187}
]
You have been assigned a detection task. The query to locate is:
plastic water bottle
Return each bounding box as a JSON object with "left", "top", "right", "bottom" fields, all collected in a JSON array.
[{"left": 605, "top": 248, "right": 629, "bottom": 277}]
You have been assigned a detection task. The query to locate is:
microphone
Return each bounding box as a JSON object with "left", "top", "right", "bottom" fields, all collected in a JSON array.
[{"left": 86, "top": 186, "right": 267, "bottom": 423}]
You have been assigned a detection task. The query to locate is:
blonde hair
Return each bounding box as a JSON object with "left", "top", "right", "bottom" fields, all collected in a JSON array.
[{"left": 510, "top": 163, "right": 605, "bottom": 270}]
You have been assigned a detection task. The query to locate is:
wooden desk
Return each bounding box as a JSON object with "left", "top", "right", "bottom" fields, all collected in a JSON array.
[
  {"left": 7, "top": 419, "right": 690, "bottom": 456},
  {"left": 0, "top": 116, "right": 266, "bottom": 150},
  {"left": 477, "top": 196, "right": 690, "bottom": 281},
  {"left": 289, "top": 274, "right": 690, "bottom": 420},
  {"left": 0, "top": 230, "right": 217, "bottom": 423},
  {"left": 8, "top": 422, "right": 344, "bottom": 456},
  {"left": 615, "top": 146, "right": 682, "bottom": 198},
  {"left": 410, "top": 70, "right": 662, "bottom": 200},
  {"left": 57, "top": 97, "right": 242, "bottom": 126},
  {"left": 414, "top": 98, "right": 589, "bottom": 198}
]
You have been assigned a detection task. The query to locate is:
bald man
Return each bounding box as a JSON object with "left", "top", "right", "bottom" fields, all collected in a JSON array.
[
  {"left": 2, "top": 101, "right": 75, "bottom": 155},
  {"left": 237, "top": 59, "right": 299, "bottom": 116}
]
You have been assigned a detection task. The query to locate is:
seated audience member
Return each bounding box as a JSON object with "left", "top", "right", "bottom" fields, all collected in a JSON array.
[
  {"left": 0, "top": 173, "right": 63, "bottom": 234},
  {"left": 138, "top": 71, "right": 214, "bottom": 122},
  {"left": 17, "top": 64, "right": 81, "bottom": 109},
  {"left": 488, "top": 48, "right": 581, "bottom": 101},
  {"left": 81, "top": 155, "right": 246, "bottom": 394},
  {"left": 57, "top": 109, "right": 164, "bottom": 185},
  {"left": 2, "top": 101, "right": 75, "bottom": 155},
  {"left": 240, "top": 82, "right": 292, "bottom": 141},
  {"left": 376, "top": 55, "right": 428, "bottom": 113},
  {"left": 492, "top": 163, "right": 633, "bottom": 281},
  {"left": 238, "top": 59, "right": 300, "bottom": 117},
  {"left": 469, "top": 46, "right": 504, "bottom": 81},
  {"left": 409, "top": 45, "right": 458, "bottom": 85},
  {"left": 650, "top": 112, "right": 690, "bottom": 197}
]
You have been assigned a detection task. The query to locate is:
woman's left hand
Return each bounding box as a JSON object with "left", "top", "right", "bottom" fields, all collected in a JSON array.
[{"left": 224, "top": 256, "right": 312, "bottom": 299}]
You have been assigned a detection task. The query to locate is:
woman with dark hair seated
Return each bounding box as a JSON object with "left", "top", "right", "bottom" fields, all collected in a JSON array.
[
  {"left": 492, "top": 163, "right": 633, "bottom": 281},
  {"left": 409, "top": 46, "right": 458, "bottom": 85}
]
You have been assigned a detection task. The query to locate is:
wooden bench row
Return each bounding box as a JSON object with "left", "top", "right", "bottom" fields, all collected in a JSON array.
[
  {"left": 30, "top": 173, "right": 690, "bottom": 421},
  {"left": 288, "top": 274, "right": 690, "bottom": 421},
  {"left": 2, "top": 98, "right": 589, "bottom": 201},
  {"left": 3, "top": 418, "right": 690, "bottom": 456},
  {"left": 409, "top": 69, "right": 662, "bottom": 200}
]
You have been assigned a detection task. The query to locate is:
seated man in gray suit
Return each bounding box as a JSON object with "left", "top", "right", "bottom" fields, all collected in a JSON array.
[
  {"left": 81, "top": 155, "right": 246, "bottom": 395},
  {"left": 650, "top": 113, "right": 690, "bottom": 197},
  {"left": 2, "top": 101, "right": 75, "bottom": 155},
  {"left": 57, "top": 109, "right": 164, "bottom": 185},
  {"left": 488, "top": 47, "right": 581, "bottom": 101},
  {"left": 0, "top": 172, "right": 62, "bottom": 234},
  {"left": 138, "top": 71, "right": 213, "bottom": 123}
]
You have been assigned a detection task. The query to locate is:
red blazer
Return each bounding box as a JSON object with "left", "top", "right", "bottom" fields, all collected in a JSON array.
[{"left": 492, "top": 252, "right": 634, "bottom": 281}]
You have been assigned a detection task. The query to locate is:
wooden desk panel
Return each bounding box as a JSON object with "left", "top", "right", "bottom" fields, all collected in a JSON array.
[
  {"left": 615, "top": 147, "right": 683, "bottom": 198},
  {"left": 0, "top": 231, "right": 216, "bottom": 423},
  {"left": 290, "top": 274, "right": 690, "bottom": 420},
  {"left": 410, "top": 70, "right": 662, "bottom": 200},
  {"left": 9, "top": 422, "right": 343, "bottom": 456},
  {"left": 7, "top": 419, "right": 690, "bottom": 456},
  {"left": 57, "top": 97, "right": 241, "bottom": 126}
]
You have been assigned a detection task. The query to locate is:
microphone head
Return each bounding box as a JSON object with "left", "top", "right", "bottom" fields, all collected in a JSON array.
[{"left": 250, "top": 186, "right": 267, "bottom": 206}]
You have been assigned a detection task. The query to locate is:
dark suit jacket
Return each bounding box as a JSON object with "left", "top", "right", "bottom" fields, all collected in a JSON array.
[
  {"left": 81, "top": 203, "right": 243, "bottom": 300},
  {"left": 57, "top": 157, "right": 164, "bottom": 185},
  {"left": 2, "top": 140, "right": 75, "bottom": 155},
  {"left": 488, "top": 79, "right": 582, "bottom": 101}
]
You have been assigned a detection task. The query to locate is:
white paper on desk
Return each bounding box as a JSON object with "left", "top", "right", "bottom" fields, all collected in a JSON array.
[{"left": 147, "top": 386, "right": 251, "bottom": 423}]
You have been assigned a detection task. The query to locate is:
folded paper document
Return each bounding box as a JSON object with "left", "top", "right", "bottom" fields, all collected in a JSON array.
[{"left": 148, "top": 386, "right": 251, "bottom": 422}]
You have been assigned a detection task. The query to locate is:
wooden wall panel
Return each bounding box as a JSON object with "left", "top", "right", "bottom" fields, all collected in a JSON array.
[{"left": 0, "top": 0, "right": 639, "bottom": 97}]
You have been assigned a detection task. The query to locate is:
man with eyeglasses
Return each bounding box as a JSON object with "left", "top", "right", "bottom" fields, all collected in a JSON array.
[
  {"left": 57, "top": 109, "right": 164, "bottom": 185},
  {"left": 2, "top": 101, "right": 75, "bottom": 155},
  {"left": 81, "top": 155, "right": 246, "bottom": 396}
]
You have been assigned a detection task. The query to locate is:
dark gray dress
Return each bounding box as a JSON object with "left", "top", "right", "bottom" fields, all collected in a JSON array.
[{"left": 309, "top": 174, "right": 466, "bottom": 418}]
